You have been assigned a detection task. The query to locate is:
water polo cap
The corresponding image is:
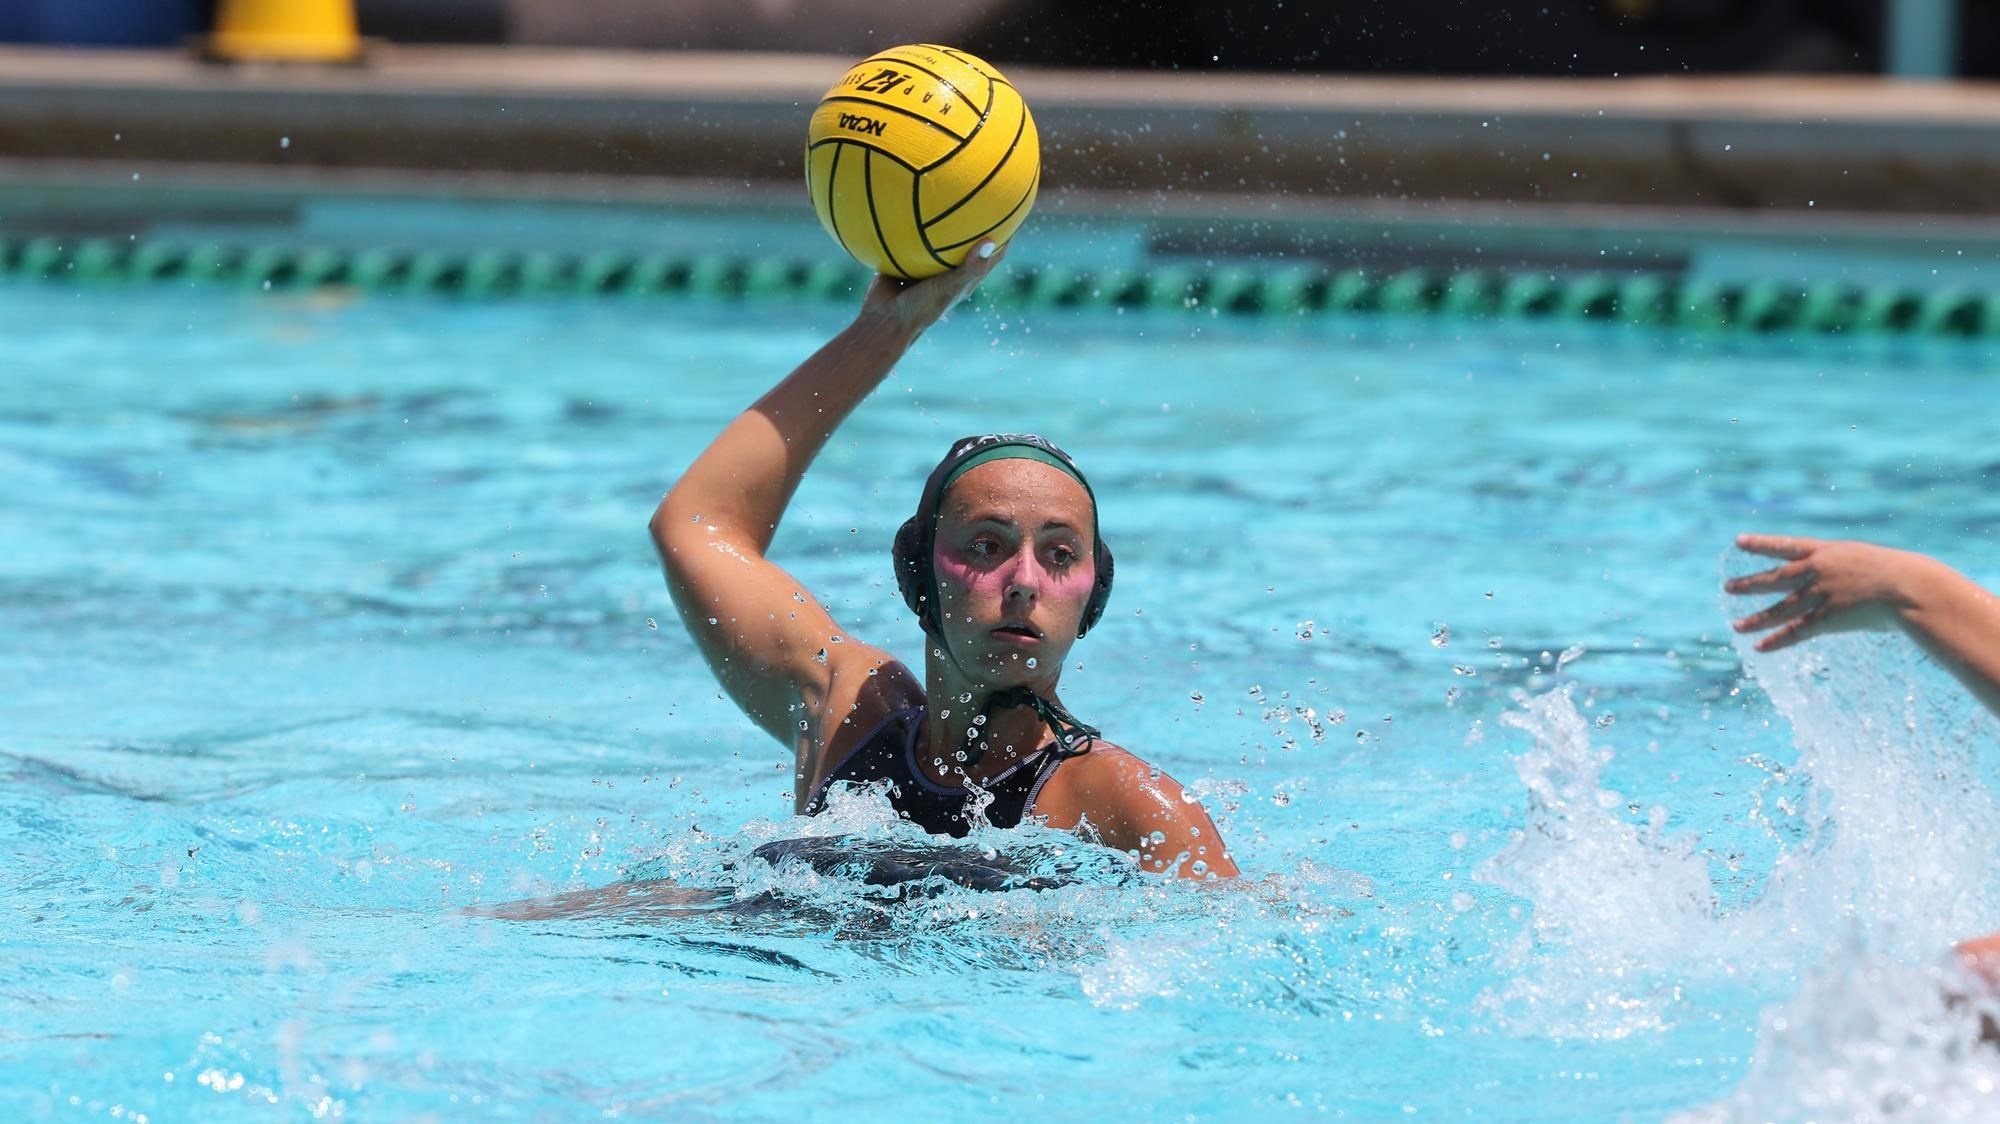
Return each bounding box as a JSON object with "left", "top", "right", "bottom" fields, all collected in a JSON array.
[{"left": 893, "top": 434, "right": 1115, "bottom": 639}]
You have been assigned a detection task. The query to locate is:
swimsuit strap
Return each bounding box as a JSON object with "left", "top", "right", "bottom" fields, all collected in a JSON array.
[{"left": 965, "top": 687, "right": 1099, "bottom": 767}]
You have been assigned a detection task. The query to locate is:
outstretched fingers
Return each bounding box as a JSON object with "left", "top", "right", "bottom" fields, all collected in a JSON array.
[
  {"left": 1727, "top": 536, "right": 1828, "bottom": 646},
  {"left": 1723, "top": 534, "right": 1912, "bottom": 652},
  {"left": 1735, "top": 533, "right": 1816, "bottom": 561},
  {"left": 1724, "top": 559, "right": 1817, "bottom": 596},
  {"left": 1751, "top": 611, "right": 1825, "bottom": 652},
  {"left": 1731, "top": 586, "right": 1827, "bottom": 637}
]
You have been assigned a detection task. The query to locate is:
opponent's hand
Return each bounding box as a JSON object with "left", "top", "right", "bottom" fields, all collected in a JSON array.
[
  {"left": 1724, "top": 534, "right": 1919, "bottom": 651},
  {"left": 856, "top": 241, "right": 1007, "bottom": 340}
]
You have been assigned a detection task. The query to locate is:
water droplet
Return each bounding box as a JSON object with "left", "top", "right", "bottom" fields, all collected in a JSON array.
[
  {"left": 1148, "top": 830, "right": 1167, "bottom": 845},
  {"left": 1024, "top": 657, "right": 1037, "bottom": 668},
  {"left": 1487, "top": 636, "right": 1504, "bottom": 649},
  {"left": 1191, "top": 860, "right": 1209, "bottom": 875},
  {"left": 813, "top": 648, "right": 828, "bottom": 664},
  {"left": 645, "top": 617, "right": 658, "bottom": 629},
  {"left": 1594, "top": 713, "right": 1616, "bottom": 728},
  {"left": 1296, "top": 620, "right": 1316, "bottom": 640},
  {"left": 1430, "top": 623, "right": 1450, "bottom": 647},
  {"left": 1190, "top": 691, "right": 1205, "bottom": 705},
  {"left": 1452, "top": 665, "right": 1478, "bottom": 677}
]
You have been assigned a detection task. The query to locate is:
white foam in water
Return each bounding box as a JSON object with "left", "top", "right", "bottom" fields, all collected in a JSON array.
[
  {"left": 1741, "top": 633, "right": 2000, "bottom": 954},
  {"left": 1478, "top": 620, "right": 2000, "bottom": 1116},
  {"left": 1675, "top": 955, "right": 2000, "bottom": 1124},
  {"left": 1475, "top": 679, "right": 1734, "bottom": 1039},
  {"left": 1674, "top": 630, "right": 2000, "bottom": 1122}
]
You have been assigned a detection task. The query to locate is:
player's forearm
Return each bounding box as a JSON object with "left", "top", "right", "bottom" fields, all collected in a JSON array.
[
  {"left": 655, "top": 312, "right": 916, "bottom": 553},
  {"left": 1897, "top": 555, "right": 2000, "bottom": 716}
]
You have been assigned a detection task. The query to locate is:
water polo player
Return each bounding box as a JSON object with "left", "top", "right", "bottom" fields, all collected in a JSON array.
[{"left": 649, "top": 245, "right": 1236, "bottom": 880}]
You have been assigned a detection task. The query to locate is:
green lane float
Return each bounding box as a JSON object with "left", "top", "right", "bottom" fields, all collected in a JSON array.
[{"left": 1, "top": 235, "right": 1995, "bottom": 337}]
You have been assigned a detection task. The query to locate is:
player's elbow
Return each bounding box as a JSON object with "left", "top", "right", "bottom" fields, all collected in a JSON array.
[
  {"left": 649, "top": 485, "right": 699, "bottom": 554},
  {"left": 647, "top": 500, "right": 671, "bottom": 556}
]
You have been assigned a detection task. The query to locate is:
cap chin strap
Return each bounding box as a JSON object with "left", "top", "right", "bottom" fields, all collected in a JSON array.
[{"left": 961, "top": 686, "right": 1100, "bottom": 768}]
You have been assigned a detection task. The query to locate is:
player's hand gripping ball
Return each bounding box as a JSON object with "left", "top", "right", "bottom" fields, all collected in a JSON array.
[{"left": 807, "top": 44, "right": 1040, "bottom": 279}]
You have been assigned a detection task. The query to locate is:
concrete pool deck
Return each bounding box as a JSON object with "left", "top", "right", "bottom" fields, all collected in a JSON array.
[
  {"left": 4, "top": 44, "right": 2000, "bottom": 211},
  {"left": 2, "top": 44, "right": 1999, "bottom": 289}
]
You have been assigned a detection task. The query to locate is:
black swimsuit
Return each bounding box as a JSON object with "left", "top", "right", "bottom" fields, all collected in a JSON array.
[{"left": 805, "top": 706, "right": 1069, "bottom": 838}]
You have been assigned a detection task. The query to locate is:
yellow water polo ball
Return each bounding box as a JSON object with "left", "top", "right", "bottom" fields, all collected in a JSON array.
[{"left": 806, "top": 43, "right": 1040, "bottom": 280}]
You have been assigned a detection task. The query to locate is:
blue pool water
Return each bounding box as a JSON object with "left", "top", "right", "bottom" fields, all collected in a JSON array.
[{"left": 5, "top": 278, "right": 2000, "bottom": 1121}]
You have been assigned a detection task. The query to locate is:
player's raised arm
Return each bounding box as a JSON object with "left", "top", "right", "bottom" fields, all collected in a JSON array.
[{"left": 648, "top": 247, "right": 1003, "bottom": 744}]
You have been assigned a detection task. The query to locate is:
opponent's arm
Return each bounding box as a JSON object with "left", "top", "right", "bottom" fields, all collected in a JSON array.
[
  {"left": 1727, "top": 534, "right": 2000, "bottom": 716},
  {"left": 650, "top": 247, "right": 1003, "bottom": 744}
]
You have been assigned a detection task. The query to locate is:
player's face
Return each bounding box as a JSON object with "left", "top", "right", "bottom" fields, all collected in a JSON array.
[{"left": 930, "top": 460, "right": 1096, "bottom": 687}]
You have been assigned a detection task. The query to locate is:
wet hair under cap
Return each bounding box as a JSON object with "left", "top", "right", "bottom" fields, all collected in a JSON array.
[{"left": 892, "top": 434, "right": 1115, "bottom": 638}]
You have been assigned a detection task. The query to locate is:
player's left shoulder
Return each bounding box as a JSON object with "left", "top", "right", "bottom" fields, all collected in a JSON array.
[
  {"left": 1064, "top": 741, "right": 1177, "bottom": 789},
  {"left": 1035, "top": 741, "right": 1184, "bottom": 827}
]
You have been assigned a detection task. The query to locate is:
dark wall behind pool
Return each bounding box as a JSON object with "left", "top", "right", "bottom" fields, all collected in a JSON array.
[
  {"left": 11, "top": 0, "right": 1985, "bottom": 80},
  {"left": 485, "top": 0, "right": 1942, "bottom": 77},
  {"left": 961, "top": 0, "right": 1881, "bottom": 75},
  {"left": 359, "top": 0, "right": 506, "bottom": 44}
]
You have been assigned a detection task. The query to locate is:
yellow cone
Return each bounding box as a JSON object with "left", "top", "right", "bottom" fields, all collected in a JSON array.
[{"left": 208, "top": 0, "right": 361, "bottom": 63}]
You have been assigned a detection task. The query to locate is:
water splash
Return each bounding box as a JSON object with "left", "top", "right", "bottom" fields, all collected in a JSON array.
[
  {"left": 1474, "top": 682, "right": 1726, "bottom": 1037},
  {"left": 1673, "top": 629, "right": 2000, "bottom": 1120},
  {"left": 1670, "top": 954, "right": 2000, "bottom": 1124},
  {"left": 1477, "top": 613, "right": 2000, "bottom": 1106},
  {"left": 1738, "top": 631, "right": 2000, "bottom": 954}
]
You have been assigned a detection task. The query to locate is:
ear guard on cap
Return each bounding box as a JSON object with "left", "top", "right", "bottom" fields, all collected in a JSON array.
[{"left": 895, "top": 515, "right": 1114, "bottom": 639}]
